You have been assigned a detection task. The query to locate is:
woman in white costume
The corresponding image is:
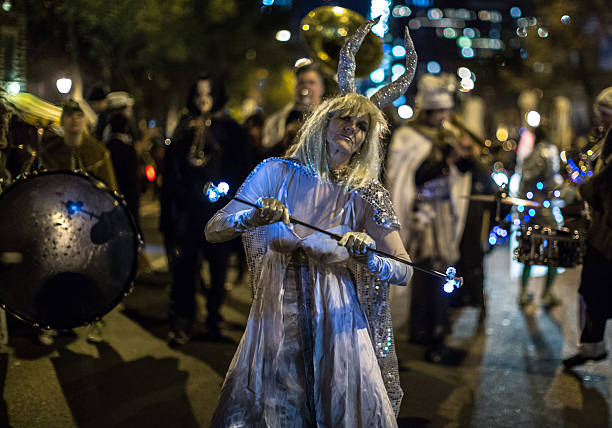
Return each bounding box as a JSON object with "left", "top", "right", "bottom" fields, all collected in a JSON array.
[{"left": 205, "top": 19, "right": 417, "bottom": 427}]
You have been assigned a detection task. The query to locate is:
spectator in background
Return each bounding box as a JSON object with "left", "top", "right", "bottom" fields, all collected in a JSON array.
[
  {"left": 563, "top": 87, "right": 612, "bottom": 369},
  {"left": 516, "top": 125, "right": 564, "bottom": 308},
  {"left": 386, "top": 73, "right": 473, "bottom": 364},
  {"left": 105, "top": 113, "right": 140, "bottom": 226},
  {"left": 160, "top": 74, "right": 250, "bottom": 345},
  {"left": 261, "top": 63, "right": 325, "bottom": 152}
]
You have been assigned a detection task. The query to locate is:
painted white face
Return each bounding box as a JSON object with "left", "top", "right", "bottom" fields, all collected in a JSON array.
[
  {"left": 194, "top": 80, "right": 213, "bottom": 114},
  {"left": 326, "top": 113, "right": 369, "bottom": 160}
]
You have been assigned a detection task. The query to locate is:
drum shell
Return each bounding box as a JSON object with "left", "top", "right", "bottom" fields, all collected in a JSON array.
[
  {"left": 514, "top": 224, "right": 585, "bottom": 268},
  {"left": 0, "top": 170, "right": 141, "bottom": 329}
]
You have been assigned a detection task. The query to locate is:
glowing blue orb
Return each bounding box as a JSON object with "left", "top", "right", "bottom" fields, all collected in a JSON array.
[
  {"left": 518, "top": 205, "right": 525, "bottom": 212},
  {"left": 543, "top": 200, "right": 551, "bottom": 208},
  {"left": 526, "top": 192, "right": 533, "bottom": 199},
  {"left": 217, "top": 182, "right": 230, "bottom": 195},
  {"left": 443, "top": 281, "right": 455, "bottom": 293},
  {"left": 489, "top": 236, "right": 497, "bottom": 245},
  {"left": 206, "top": 188, "right": 220, "bottom": 202},
  {"left": 554, "top": 190, "right": 561, "bottom": 197},
  {"left": 524, "top": 215, "right": 531, "bottom": 222},
  {"left": 536, "top": 181, "right": 544, "bottom": 190}
]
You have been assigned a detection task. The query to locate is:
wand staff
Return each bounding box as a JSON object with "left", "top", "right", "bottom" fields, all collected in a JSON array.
[{"left": 204, "top": 181, "right": 463, "bottom": 292}]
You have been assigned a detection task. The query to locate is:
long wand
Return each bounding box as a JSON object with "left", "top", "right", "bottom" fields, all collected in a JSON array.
[{"left": 204, "top": 182, "right": 463, "bottom": 292}]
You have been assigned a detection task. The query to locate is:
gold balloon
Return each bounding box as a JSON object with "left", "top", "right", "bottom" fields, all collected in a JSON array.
[{"left": 301, "top": 6, "right": 383, "bottom": 78}]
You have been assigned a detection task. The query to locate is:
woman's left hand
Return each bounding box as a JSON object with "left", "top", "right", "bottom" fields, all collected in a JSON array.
[{"left": 338, "top": 232, "right": 376, "bottom": 265}]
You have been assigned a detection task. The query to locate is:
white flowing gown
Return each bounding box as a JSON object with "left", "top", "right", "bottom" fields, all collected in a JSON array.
[{"left": 205, "top": 158, "right": 411, "bottom": 427}]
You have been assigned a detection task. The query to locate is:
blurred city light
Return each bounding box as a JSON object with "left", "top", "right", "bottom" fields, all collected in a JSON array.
[
  {"left": 561, "top": 15, "right": 571, "bottom": 25},
  {"left": 459, "top": 78, "right": 474, "bottom": 91},
  {"left": 510, "top": 7, "right": 522, "bottom": 18},
  {"left": 457, "top": 36, "right": 472, "bottom": 48},
  {"left": 392, "top": 64, "right": 406, "bottom": 76},
  {"left": 526, "top": 110, "right": 541, "bottom": 127},
  {"left": 6, "top": 82, "right": 20, "bottom": 95},
  {"left": 461, "top": 47, "right": 474, "bottom": 58},
  {"left": 392, "top": 45, "right": 406, "bottom": 58},
  {"left": 426, "top": 61, "right": 441, "bottom": 74},
  {"left": 371, "top": 0, "right": 391, "bottom": 37},
  {"left": 392, "top": 95, "right": 406, "bottom": 107},
  {"left": 463, "top": 28, "right": 476, "bottom": 38},
  {"left": 516, "top": 27, "right": 528, "bottom": 37},
  {"left": 427, "top": 8, "right": 443, "bottom": 20},
  {"left": 443, "top": 28, "right": 457, "bottom": 39},
  {"left": 537, "top": 27, "right": 549, "bottom": 38},
  {"left": 392, "top": 5, "right": 411, "bottom": 18},
  {"left": 2, "top": 1, "right": 11, "bottom": 12},
  {"left": 496, "top": 126, "right": 509, "bottom": 141},
  {"left": 275, "top": 30, "right": 291, "bottom": 42},
  {"left": 397, "top": 105, "right": 413, "bottom": 119},
  {"left": 491, "top": 171, "right": 509, "bottom": 187},
  {"left": 457, "top": 67, "right": 471, "bottom": 79},
  {"left": 56, "top": 78, "right": 72, "bottom": 94},
  {"left": 370, "top": 68, "right": 385, "bottom": 83}
]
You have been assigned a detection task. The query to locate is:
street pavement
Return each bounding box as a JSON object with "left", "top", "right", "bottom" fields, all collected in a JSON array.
[{"left": 1, "top": 195, "right": 611, "bottom": 428}]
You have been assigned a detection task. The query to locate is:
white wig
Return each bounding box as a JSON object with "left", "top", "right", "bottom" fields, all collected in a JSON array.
[{"left": 286, "top": 93, "right": 388, "bottom": 188}]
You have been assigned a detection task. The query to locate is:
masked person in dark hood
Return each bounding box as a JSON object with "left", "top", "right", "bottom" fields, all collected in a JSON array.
[{"left": 160, "top": 75, "right": 250, "bottom": 345}]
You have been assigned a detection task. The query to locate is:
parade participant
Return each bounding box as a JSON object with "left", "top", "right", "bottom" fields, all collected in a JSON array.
[
  {"left": 386, "top": 73, "right": 472, "bottom": 364},
  {"left": 261, "top": 62, "right": 325, "bottom": 151},
  {"left": 516, "top": 125, "right": 564, "bottom": 308},
  {"left": 160, "top": 74, "right": 250, "bottom": 345},
  {"left": 563, "top": 87, "right": 612, "bottom": 368},
  {"left": 38, "top": 100, "right": 118, "bottom": 345},
  {"left": 40, "top": 100, "right": 118, "bottom": 191},
  {"left": 205, "top": 21, "right": 416, "bottom": 426}
]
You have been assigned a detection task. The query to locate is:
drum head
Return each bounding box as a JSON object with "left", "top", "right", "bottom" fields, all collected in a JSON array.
[{"left": 0, "top": 171, "right": 141, "bottom": 329}]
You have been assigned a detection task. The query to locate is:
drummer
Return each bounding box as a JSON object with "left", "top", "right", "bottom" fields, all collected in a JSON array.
[
  {"left": 39, "top": 100, "right": 118, "bottom": 191},
  {"left": 36, "top": 100, "right": 119, "bottom": 345},
  {"left": 516, "top": 124, "right": 564, "bottom": 308}
]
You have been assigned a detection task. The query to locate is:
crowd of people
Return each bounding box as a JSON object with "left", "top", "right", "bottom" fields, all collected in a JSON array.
[{"left": 0, "top": 18, "right": 611, "bottom": 426}]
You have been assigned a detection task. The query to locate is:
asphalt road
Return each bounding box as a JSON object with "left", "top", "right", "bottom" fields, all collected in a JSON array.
[{"left": 1, "top": 195, "right": 611, "bottom": 428}]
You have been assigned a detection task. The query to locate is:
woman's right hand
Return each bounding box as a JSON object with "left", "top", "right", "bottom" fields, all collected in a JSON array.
[{"left": 244, "top": 197, "right": 290, "bottom": 227}]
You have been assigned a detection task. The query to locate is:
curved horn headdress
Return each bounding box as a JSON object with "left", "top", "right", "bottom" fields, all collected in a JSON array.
[{"left": 338, "top": 19, "right": 418, "bottom": 109}]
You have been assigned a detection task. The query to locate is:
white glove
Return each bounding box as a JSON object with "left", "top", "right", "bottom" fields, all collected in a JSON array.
[
  {"left": 338, "top": 231, "right": 411, "bottom": 284},
  {"left": 338, "top": 232, "right": 376, "bottom": 268},
  {"left": 239, "top": 197, "right": 290, "bottom": 228}
]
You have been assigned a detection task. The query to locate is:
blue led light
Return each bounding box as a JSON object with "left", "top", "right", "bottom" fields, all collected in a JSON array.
[
  {"left": 536, "top": 181, "right": 544, "bottom": 190},
  {"left": 543, "top": 200, "right": 550, "bottom": 208},
  {"left": 518, "top": 205, "right": 525, "bottom": 212},
  {"left": 526, "top": 192, "right": 533, "bottom": 199},
  {"left": 505, "top": 214, "right": 512, "bottom": 221},
  {"left": 528, "top": 208, "right": 536, "bottom": 217},
  {"left": 488, "top": 236, "right": 497, "bottom": 245},
  {"left": 524, "top": 215, "right": 531, "bottom": 222}
]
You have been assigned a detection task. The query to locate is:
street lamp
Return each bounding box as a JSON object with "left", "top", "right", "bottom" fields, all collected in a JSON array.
[{"left": 56, "top": 78, "right": 72, "bottom": 94}]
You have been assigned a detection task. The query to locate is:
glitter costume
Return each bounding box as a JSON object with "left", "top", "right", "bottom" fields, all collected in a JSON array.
[{"left": 206, "top": 158, "right": 410, "bottom": 426}]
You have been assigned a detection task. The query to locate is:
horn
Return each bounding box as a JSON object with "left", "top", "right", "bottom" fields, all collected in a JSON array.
[
  {"left": 300, "top": 6, "right": 383, "bottom": 78},
  {"left": 369, "top": 27, "right": 418, "bottom": 109},
  {"left": 338, "top": 17, "right": 380, "bottom": 94}
]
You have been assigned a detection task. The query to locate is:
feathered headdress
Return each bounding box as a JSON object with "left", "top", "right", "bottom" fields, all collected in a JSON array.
[{"left": 337, "top": 17, "right": 418, "bottom": 109}]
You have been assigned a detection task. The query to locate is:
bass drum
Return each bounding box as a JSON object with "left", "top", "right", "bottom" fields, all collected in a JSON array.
[{"left": 0, "top": 170, "right": 142, "bottom": 329}]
